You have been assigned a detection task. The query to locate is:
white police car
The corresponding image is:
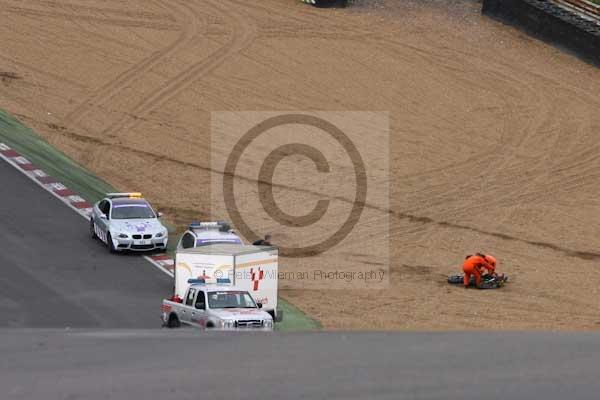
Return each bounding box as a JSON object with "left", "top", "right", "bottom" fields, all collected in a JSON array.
[
  {"left": 177, "top": 221, "right": 242, "bottom": 250},
  {"left": 90, "top": 193, "right": 168, "bottom": 253}
]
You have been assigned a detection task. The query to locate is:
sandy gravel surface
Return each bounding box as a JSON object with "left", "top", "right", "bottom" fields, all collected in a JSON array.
[{"left": 1, "top": 0, "right": 599, "bottom": 329}]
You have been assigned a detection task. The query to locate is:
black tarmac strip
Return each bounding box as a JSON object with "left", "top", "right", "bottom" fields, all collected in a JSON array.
[
  {"left": 2, "top": 158, "right": 600, "bottom": 400},
  {"left": 0, "top": 160, "right": 171, "bottom": 328},
  {"left": 1, "top": 330, "right": 600, "bottom": 400}
]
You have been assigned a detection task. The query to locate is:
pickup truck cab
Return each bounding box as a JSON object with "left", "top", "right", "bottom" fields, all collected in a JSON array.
[{"left": 161, "top": 282, "right": 274, "bottom": 330}]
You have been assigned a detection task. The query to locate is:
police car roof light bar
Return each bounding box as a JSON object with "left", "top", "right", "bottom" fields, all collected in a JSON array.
[{"left": 107, "top": 192, "right": 143, "bottom": 199}]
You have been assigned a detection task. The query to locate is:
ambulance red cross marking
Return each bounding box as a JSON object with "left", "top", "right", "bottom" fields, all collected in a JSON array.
[
  {"left": 198, "top": 269, "right": 210, "bottom": 280},
  {"left": 250, "top": 267, "right": 264, "bottom": 291}
]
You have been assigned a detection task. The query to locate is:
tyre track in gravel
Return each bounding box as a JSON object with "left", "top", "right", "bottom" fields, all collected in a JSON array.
[
  {"left": 100, "top": 0, "right": 257, "bottom": 137},
  {"left": 1, "top": 1, "right": 153, "bottom": 53},
  {"left": 376, "top": 35, "right": 551, "bottom": 212},
  {"left": 2, "top": 5, "right": 179, "bottom": 31},
  {"left": 29, "top": 0, "right": 177, "bottom": 22},
  {"left": 47, "top": 122, "right": 600, "bottom": 263},
  {"left": 62, "top": 0, "right": 202, "bottom": 127},
  {"left": 49, "top": 0, "right": 599, "bottom": 262},
  {"left": 361, "top": 31, "right": 583, "bottom": 263},
  {"left": 10, "top": 0, "right": 585, "bottom": 259}
]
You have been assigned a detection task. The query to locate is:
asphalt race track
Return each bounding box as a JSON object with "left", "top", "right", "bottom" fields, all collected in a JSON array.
[
  {"left": 0, "top": 160, "right": 171, "bottom": 328},
  {"left": 1, "top": 329, "right": 600, "bottom": 400}
]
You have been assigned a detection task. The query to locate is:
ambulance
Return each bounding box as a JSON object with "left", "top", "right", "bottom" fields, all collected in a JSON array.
[{"left": 174, "top": 242, "right": 282, "bottom": 321}]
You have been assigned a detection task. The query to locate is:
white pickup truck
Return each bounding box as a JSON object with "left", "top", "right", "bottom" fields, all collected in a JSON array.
[
  {"left": 161, "top": 280, "right": 274, "bottom": 330},
  {"left": 174, "top": 243, "right": 281, "bottom": 321}
]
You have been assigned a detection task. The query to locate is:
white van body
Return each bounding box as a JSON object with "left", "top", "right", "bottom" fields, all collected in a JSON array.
[{"left": 174, "top": 244, "right": 279, "bottom": 315}]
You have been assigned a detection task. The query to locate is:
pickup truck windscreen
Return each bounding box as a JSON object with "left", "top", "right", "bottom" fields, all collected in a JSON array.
[{"left": 208, "top": 291, "right": 256, "bottom": 309}]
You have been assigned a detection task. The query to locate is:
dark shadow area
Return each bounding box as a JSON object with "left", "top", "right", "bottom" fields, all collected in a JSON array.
[{"left": 483, "top": 0, "right": 600, "bottom": 67}]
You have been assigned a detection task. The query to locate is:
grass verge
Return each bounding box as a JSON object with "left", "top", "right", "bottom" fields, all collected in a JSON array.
[
  {"left": 0, "top": 109, "right": 320, "bottom": 331},
  {"left": 0, "top": 110, "right": 113, "bottom": 202}
]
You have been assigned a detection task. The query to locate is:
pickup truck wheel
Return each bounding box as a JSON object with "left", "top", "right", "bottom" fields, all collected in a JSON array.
[
  {"left": 167, "top": 314, "right": 180, "bottom": 328},
  {"left": 90, "top": 218, "right": 97, "bottom": 239},
  {"left": 106, "top": 232, "right": 117, "bottom": 253}
]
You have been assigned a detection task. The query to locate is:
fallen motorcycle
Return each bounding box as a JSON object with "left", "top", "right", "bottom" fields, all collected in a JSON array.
[{"left": 447, "top": 273, "right": 508, "bottom": 289}]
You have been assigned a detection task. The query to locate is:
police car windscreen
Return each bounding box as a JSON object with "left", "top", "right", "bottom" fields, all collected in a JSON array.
[
  {"left": 196, "top": 238, "right": 242, "bottom": 246},
  {"left": 112, "top": 204, "right": 155, "bottom": 219},
  {"left": 208, "top": 291, "right": 256, "bottom": 309}
]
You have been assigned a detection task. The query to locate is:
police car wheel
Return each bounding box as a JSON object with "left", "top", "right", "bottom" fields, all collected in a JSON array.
[
  {"left": 90, "top": 219, "right": 97, "bottom": 239},
  {"left": 106, "top": 232, "right": 117, "bottom": 253}
]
